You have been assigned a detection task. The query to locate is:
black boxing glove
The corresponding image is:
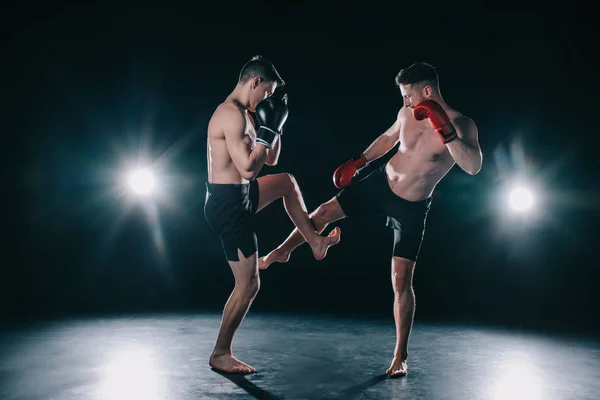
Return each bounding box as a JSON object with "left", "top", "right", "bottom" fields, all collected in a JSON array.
[{"left": 255, "top": 92, "right": 289, "bottom": 149}]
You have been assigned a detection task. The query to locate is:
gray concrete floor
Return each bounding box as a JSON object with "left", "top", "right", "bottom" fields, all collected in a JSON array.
[{"left": 0, "top": 313, "right": 598, "bottom": 399}]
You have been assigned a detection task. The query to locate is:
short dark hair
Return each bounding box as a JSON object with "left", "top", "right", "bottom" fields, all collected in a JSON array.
[
  {"left": 238, "top": 55, "right": 285, "bottom": 87},
  {"left": 395, "top": 62, "right": 439, "bottom": 90}
]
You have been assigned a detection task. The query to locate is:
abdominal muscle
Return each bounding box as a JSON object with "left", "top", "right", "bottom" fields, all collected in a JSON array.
[{"left": 385, "top": 149, "right": 455, "bottom": 202}]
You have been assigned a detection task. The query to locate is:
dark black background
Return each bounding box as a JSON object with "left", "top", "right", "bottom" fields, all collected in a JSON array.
[{"left": 3, "top": 2, "right": 598, "bottom": 336}]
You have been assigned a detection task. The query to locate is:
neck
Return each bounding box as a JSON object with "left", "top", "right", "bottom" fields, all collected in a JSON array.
[
  {"left": 430, "top": 93, "right": 449, "bottom": 109},
  {"left": 229, "top": 84, "right": 250, "bottom": 110}
]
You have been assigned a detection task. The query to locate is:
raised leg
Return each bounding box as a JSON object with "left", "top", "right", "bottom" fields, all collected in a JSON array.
[
  {"left": 259, "top": 196, "right": 346, "bottom": 269},
  {"left": 256, "top": 174, "right": 341, "bottom": 265}
]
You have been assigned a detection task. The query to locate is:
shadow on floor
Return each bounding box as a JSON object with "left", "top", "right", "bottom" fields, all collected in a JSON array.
[
  {"left": 213, "top": 369, "right": 283, "bottom": 400},
  {"left": 333, "top": 373, "right": 390, "bottom": 399}
]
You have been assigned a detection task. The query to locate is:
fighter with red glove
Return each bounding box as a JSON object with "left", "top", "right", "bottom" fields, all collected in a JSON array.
[{"left": 259, "top": 61, "right": 483, "bottom": 380}]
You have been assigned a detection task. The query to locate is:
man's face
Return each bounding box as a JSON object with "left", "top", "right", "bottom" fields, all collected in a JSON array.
[
  {"left": 248, "top": 78, "right": 278, "bottom": 112},
  {"left": 399, "top": 84, "right": 427, "bottom": 109}
]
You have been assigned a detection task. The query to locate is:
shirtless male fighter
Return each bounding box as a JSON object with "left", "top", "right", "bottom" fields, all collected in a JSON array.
[
  {"left": 259, "top": 62, "right": 482, "bottom": 377},
  {"left": 204, "top": 55, "right": 340, "bottom": 374}
]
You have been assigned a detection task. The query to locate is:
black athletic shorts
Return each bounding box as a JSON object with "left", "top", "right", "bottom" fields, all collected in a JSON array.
[
  {"left": 335, "top": 163, "right": 432, "bottom": 261},
  {"left": 204, "top": 180, "right": 260, "bottom": 262}
]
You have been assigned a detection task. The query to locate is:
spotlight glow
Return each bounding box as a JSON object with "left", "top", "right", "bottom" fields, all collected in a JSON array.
[
  {"left": 509, "top": 187, "right": 534, "bottom": 212},
  {"left": 99, "top": 347, "right": 162, "bottom": 400},
  {"left": 489, "top": 352, "right": 543, "bottom": 400},
  {"left": 128, "top": 169, "right": 155, "bottom": 195}
]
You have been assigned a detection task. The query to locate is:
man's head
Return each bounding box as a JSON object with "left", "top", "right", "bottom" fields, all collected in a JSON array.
[
  {"left": 395, "top": 62, "right": 440, "bottom": 109},
  {"left": 238, "top": 55, "right": 285, "bottom": 111}
]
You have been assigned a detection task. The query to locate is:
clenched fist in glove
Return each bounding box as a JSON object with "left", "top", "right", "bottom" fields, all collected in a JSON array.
[
  {"left": 413, "top": 99, "right": 457, "bottom": 144},
  {"left": 255, "top": 92, "right": 289, "bottom": 149},
  {"left": 333, "top": 154, "right": 368, "bottom": 189}
]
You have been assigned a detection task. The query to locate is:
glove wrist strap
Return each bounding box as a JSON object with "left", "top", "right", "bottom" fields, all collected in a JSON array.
[
  {"left": 256, "top": 126, "right": 277, "bottom": 149},
  {"left": 355, "top": 154, "right": 368, "bottom": 169}
]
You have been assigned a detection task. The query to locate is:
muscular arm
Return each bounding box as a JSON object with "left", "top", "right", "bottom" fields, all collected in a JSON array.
[
  {"left": 223, "top": 108, "right": 269, "bottom": 180},
  {"left": 446, "top": 117, "right": 482, "bottom": 175},
  {"left": 362, "top": 117, "right": 401, "bottom": 162},
  {"left": 265, "top": 135, "right": 281, "bottom": 166}
]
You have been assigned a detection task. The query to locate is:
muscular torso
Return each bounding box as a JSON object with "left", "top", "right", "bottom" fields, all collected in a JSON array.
[
  {"left": 206, "top": 101, "right": 257, "bottom": 184},
  {"left": 386, "top": 106, "right": 463, "bottom": 202}
]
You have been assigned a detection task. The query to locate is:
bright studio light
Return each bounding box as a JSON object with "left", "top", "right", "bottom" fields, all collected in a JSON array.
[
  {"left": 128, "top": 168, "right": 156, "bottom": 195},
  {"left": 509, "top": 187, "right": 534, "bottom": 212},
  {"left": 99, "top": 347, "right": 162, "bottom": 400}
]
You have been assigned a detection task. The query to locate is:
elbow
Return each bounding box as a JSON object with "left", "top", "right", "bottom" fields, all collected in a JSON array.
[
  {"left": 266, "top": 156, "right": 279, "bottom": 167},
  {"left": 467, "top": 155, "right": 483, "bottom": 175},
  {"left": 239, "top": 158, "right": 261, "bottom": 180},
  {"left": 239, "top": 163, "right": 258, "bottom": 180},
  {"left": 466, "top": 167, "right": 480, "bottom": 176},
  {"left": 241, "top": 169, "right": 258, "bottom": 181}
]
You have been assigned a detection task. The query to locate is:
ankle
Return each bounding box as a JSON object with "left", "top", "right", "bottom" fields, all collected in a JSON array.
[
  {"left": 211, "top": 349, "right": 231, "bottom": 358},
  {"left": 274, "top": 246, "right": 287, "bottom": 256},
  {"left": 308, "top": 232, "right": 323, "bottom": 246}
]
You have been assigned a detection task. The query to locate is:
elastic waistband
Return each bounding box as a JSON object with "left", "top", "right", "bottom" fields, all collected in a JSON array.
[{"left": 206, "top": 182, "right": 252, "bottom": 195}]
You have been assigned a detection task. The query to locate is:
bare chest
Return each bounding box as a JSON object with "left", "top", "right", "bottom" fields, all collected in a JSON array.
[{"left": 399, "top": 118, "right": 449, "bottom": 161}]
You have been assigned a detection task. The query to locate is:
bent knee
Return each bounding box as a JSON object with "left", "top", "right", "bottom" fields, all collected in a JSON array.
[
  {"left": 239, "top": 274, "right": 260, "bottom": 296},
  {"left": 314, "top": 200, "right": 341, "bottom": 223},
  {"left": 281, "top": 173, "right": 298, "bottom": 194}
]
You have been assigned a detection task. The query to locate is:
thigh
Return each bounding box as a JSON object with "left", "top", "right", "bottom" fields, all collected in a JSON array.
[
  {"left": 392, "top": 228, "right": 425, "bottom": 263},
  {"left": 335, "top": 170, "right": 384, "bottom": 218},
  {"left": 255, "top": 173, "right": 294, "bottom": 213},
  {"left": 220, "top": 227, "right": 258, "bottom": 263}
]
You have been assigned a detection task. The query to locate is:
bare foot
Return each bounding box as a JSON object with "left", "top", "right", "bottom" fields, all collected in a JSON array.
[
  {"left": 386, "top": 356, "right": 407, "bottom": 377},
  {"left": 258, "top": 248, "right": 290, "bottom": 270},
  {"left": 310, "top": 227, "right": 341, "bottom": 261},
  {"left": 209, "top": 352, "right": 255, "bottom": 374}
]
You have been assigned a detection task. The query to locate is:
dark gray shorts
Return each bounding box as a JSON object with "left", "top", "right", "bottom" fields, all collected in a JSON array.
[
  {"left": 204, "top": 181, "right": 260, "bottom": 262},
  {"left": 336, "top": 163, "right": 432, "bottom": 261}
]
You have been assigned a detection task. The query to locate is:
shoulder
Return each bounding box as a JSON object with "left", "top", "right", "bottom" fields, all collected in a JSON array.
[
  {"left": 210, "top": 102, "right": 247, "bottom": 135},
  {"left": 397, "top": 106, "right": 412, "bottom": 120},
  {"left": 396, "top": 106, "right": 412, "bottom": 125},
  {"left": 217, "top": 102, "right": 247, "bottom": 126}
]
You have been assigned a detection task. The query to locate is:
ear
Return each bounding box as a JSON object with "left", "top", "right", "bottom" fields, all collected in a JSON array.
[
  {"left": 251, "top": 77, "right": 261, "bottom": 89},
  {"left": 422, "top": 85, "right": 433, "bottom": 98}
]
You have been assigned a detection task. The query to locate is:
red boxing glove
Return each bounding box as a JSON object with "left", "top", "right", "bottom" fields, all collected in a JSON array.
[
  {"left": 333, "top": 154, "right": 368, "bottom": 189},
  {"left": 413, "top": 99, "right": 457, "bottom": 144}
]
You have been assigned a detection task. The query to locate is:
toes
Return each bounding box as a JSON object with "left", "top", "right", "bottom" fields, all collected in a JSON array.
[
  {"left": 386, "top": 365, "right": 407, "bottom": 377},
  {"left": 389, "top": 369, "right": 406, "bottom": 377}
]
